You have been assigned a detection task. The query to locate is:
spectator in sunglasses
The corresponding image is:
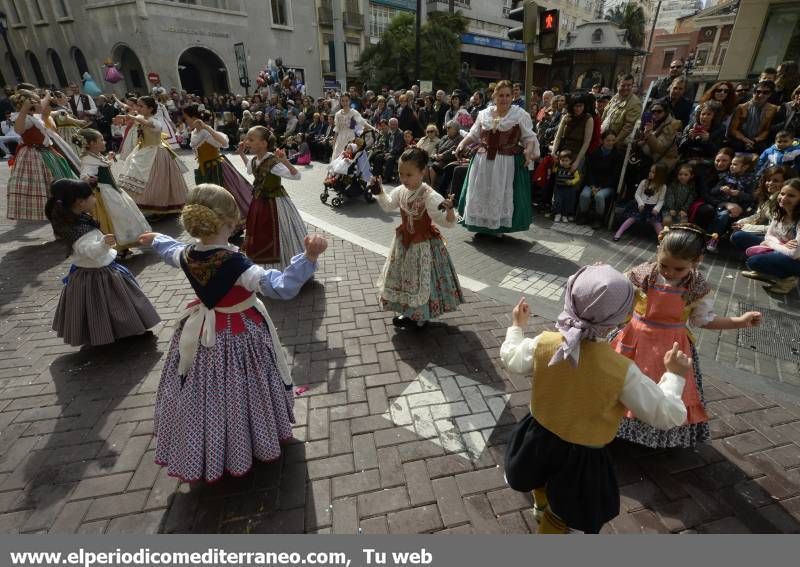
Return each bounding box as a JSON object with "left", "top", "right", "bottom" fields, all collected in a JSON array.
[
  {"left": 735, "top": 82, "right": 752, "bottom": 104},
  {"left": 651, "top": 59, "right": 684, "bottom": 99},
  {"left": 727, "top": 80, "right": 779, "bottom": 154}
]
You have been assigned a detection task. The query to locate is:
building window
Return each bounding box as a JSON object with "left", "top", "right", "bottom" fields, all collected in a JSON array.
[
  {"left": 52, "top": 0, "right": 71, "bottom": 18},
  {"left": 270, "top": 0, "right": 291, "bottom": 27},
  {"left": 30, "top": 1, "right": 44, "bottom": 21},
  {"left": 592, "top": 28, "right": 602, "bottom": 43},
  {"left": 750, "top": 5, "right": 800, "bottom": 76},
  {"left": 346, "top": 42, "right": 361, "bottom": 73},
  {"left": 662, "top": 50, "right": 675, "bottom": 70},
  {"left": 369, "top": 3, "right": 409, "bottom": 39},
  {"left": 7, "top": 0, "right": 24, "bottom": 24}
]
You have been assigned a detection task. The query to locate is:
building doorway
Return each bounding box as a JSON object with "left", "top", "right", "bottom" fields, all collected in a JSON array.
[
  {"left": 27, "top": 51, "right": 47, "bottom": 87},
  {"left": 113, "top": 45, "right": 146, "bottom": 94},
  {"left": 178, "top": 47, "right": 229, "bottom": 96},
  {"left": 48, "top": 49, "right": 68, "bottom": 87}
]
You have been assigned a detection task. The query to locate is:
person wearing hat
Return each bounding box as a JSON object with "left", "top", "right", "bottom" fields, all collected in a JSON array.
[{"left": 501, "top": 264, "right": 689, "bottom": 533}]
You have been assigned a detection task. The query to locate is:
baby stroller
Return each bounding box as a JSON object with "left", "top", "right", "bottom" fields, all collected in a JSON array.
[{"left": 321, "top": 133, "right": 376, "bottom": 207}]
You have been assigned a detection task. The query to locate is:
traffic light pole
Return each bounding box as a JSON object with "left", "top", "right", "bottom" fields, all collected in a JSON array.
[{"left": 524, "top": 43, "right": 536, "bottom": 111}]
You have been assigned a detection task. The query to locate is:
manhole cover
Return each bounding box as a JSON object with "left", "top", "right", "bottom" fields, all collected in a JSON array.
[{"left": 737, "top": 302, "right": 800, "bottom": 362}]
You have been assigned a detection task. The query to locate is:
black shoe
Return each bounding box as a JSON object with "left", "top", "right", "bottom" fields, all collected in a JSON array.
[{"left": 392, "top": 316, "right": 410, "bottom": 328}]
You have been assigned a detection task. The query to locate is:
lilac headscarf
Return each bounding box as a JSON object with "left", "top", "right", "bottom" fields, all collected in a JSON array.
[{"left": 548, "top": 264, "right": 635, "bottom": 367}]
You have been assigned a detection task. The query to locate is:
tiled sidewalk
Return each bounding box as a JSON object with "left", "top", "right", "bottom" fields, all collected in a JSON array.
[{"left": 1, "top": 213, "right": 800, "bottom": 534}]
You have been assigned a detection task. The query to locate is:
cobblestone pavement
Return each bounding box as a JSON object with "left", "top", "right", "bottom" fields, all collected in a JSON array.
[{"left": 1, "top": 158, "right": 800, "bottom": 534}]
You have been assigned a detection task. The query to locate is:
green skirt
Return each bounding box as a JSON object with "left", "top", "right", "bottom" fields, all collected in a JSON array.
[{"left": 457, "top": 153, "right": 532, "bottom": 234}]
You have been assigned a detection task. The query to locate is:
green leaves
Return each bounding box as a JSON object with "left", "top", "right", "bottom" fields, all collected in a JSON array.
[
  {"left": 357, "top": 11, "right": 468, "bottom": 90},
  {"left": 605, "top": 1, "right": 646, "bottom": 49}
]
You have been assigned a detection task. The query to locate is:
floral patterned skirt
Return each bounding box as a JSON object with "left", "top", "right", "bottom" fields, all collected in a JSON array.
[{"left": 378, "top": 235, "right": 464, "bottom": 321}]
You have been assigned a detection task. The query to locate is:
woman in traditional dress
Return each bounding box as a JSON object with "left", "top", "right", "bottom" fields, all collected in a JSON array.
[
  {"left": 6, "top": 90, "right": 76, "bottom": 221},
  {"left": 455, "top": 80, "right": 538, "bottom": 235},
  {"left": 118, "top": 96, "right": 188, "bottom": 217},
  {"left": 330, "top": 93, "right": 375, "bottom": 168},
  {"left": 183, "top": 104, "right": 252, "bottom": 221}
]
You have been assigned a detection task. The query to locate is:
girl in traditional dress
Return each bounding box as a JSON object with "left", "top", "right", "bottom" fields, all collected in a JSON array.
[
  {"left": 612, "top": 224, "right": 762, "bottom": 448},
  {"left": 374, "top": 147, "right": 464, "bottom": 329},
  {"left": 113, "top": 95, "right": 140, "bottom": 160},
  {"left": 46, "top": 179, "right": 160, "bottom": 347},
  {"left": 239, "top": 126, "right": 307, "bottom": 267},
  {"left": 139, "top": 184, "right": 327, "bottom": 482},
  {"left": 456, "top": 80, "right": 538, "bottom": 236},
  {"left": 501, "top": 268, "right": 689, "bottom": 534},
  {"left": 6, "top": 90, "right": 76, "bottom": 221},
  {"left": 183, "top": 104, "right": 252, "bottom": 221},
  {"left": 118, "top": 96, "right": 188, "bottom": 217},
  {"left": 153, "top": 87, "right": 181, "bottom": 151},
  {"left": 78, "top": 129, "right": 151, "bottom": 255}
]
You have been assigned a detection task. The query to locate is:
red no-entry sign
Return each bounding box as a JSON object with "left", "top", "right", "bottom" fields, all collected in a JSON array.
[{"left": 147, "top": 72, "right": 160, "bottom": 84}]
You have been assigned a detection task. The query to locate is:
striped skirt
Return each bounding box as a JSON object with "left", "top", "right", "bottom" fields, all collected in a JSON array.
[
  {"left": 244, "top": 195, "right": 307, "bottom": 268},
  {"left": 53, "top": 264, "right": 161, "bottom": 347},
  {"left": 6, "top": 145, "right": 75, "bottom": 221}
]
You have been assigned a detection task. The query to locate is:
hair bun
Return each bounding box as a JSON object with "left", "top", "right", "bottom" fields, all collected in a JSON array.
[{"left": 181, "top": 203, "right": 222, "bottom": 238}]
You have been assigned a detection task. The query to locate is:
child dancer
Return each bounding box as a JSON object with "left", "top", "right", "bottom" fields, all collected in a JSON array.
[
  {"left": 46, "top": 179, "right": 160, "bottom": 346},
  {"left": 705, "top": 153, "right": 758, "bottom": 252},
  {"left": 551, "top": 150, "right": 581, "bottom": 223},
  {"left": 183, "top": 104, "right": 252, "bottom": 220},
  {"left": 613, "top": 163, "right": 668, "bottom": 241},
  {"left": 374, "top": 147, "right": 464, "bottom": 329},
  {"left": 118, "top": 96, "right": 188, "bottom": 217},
  {"left": 6, "top": 90, "right": 76, "bottom": 221},
  {"left": 612, "top": 224, "right": 762, "bottom": 448},
  {"left": 239, "top": 126, "right": 307, "bottom": 267},
  {"left": 139, "top": 184, "right": 327, "bottom": 482},
  {"left": 78, "top": 129, "right": 151, "bottom": 254},
  {"left": 732, "top": 165, "right": 793, "bottom": 235},
  {"left": 662, "top": 164, "right": 697, "bottom": 227},
  {"left": 732, "top": 178, "right": 800, "bottom": 294},
  {"left": 502, "top": 266, "right": 689, "bottom": 534}
]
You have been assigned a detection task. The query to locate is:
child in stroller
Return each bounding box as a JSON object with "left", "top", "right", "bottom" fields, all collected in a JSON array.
[{"left": 321, "top": 136, "right": 375, "bottom": 207}]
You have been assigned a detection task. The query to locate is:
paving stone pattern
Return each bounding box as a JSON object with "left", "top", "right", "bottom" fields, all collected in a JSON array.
[{"left": 1, "top": 160, "right": 800, "bottom": 534}]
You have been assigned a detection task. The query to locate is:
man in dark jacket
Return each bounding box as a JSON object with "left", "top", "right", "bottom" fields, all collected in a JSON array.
[{"left": 382, "top": 117, "right": 405, "bottom": 181}]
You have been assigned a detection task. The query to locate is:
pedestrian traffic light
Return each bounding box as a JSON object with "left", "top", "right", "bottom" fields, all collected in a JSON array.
[
  {"left": 538, "top": 8, "right": 559, "bottom": 55},
  {"left": 507, "top": 1, "right": 537, "bottom": 44}
]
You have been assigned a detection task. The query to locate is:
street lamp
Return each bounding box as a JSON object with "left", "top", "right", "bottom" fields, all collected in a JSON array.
[{"left": 0, "top": 11, "right": 24, "bottom": 83}]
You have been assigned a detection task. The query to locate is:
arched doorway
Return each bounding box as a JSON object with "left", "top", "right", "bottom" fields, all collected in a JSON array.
[
  {"left": 178, "top": 47, "right": 229, "bottom": 96},
  {"left": 113, "top": 45, "right": 146, "bottom": 93},
  {"left": 71, "top": 47, "right": 89, "bottom": 77},
  {"left": 5, "top": 52, "right": 24, "bottom": 84},
  {"left": 49, "top": 49, "right": 68, "bottom": 87},
  {"left": 27, "top": 51, "right": 46, "bottom": 87}
]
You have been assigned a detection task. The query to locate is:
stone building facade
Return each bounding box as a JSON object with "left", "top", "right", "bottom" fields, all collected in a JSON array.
[{"left": 0, "top": 0, "right": 323, "bottom": 96}]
